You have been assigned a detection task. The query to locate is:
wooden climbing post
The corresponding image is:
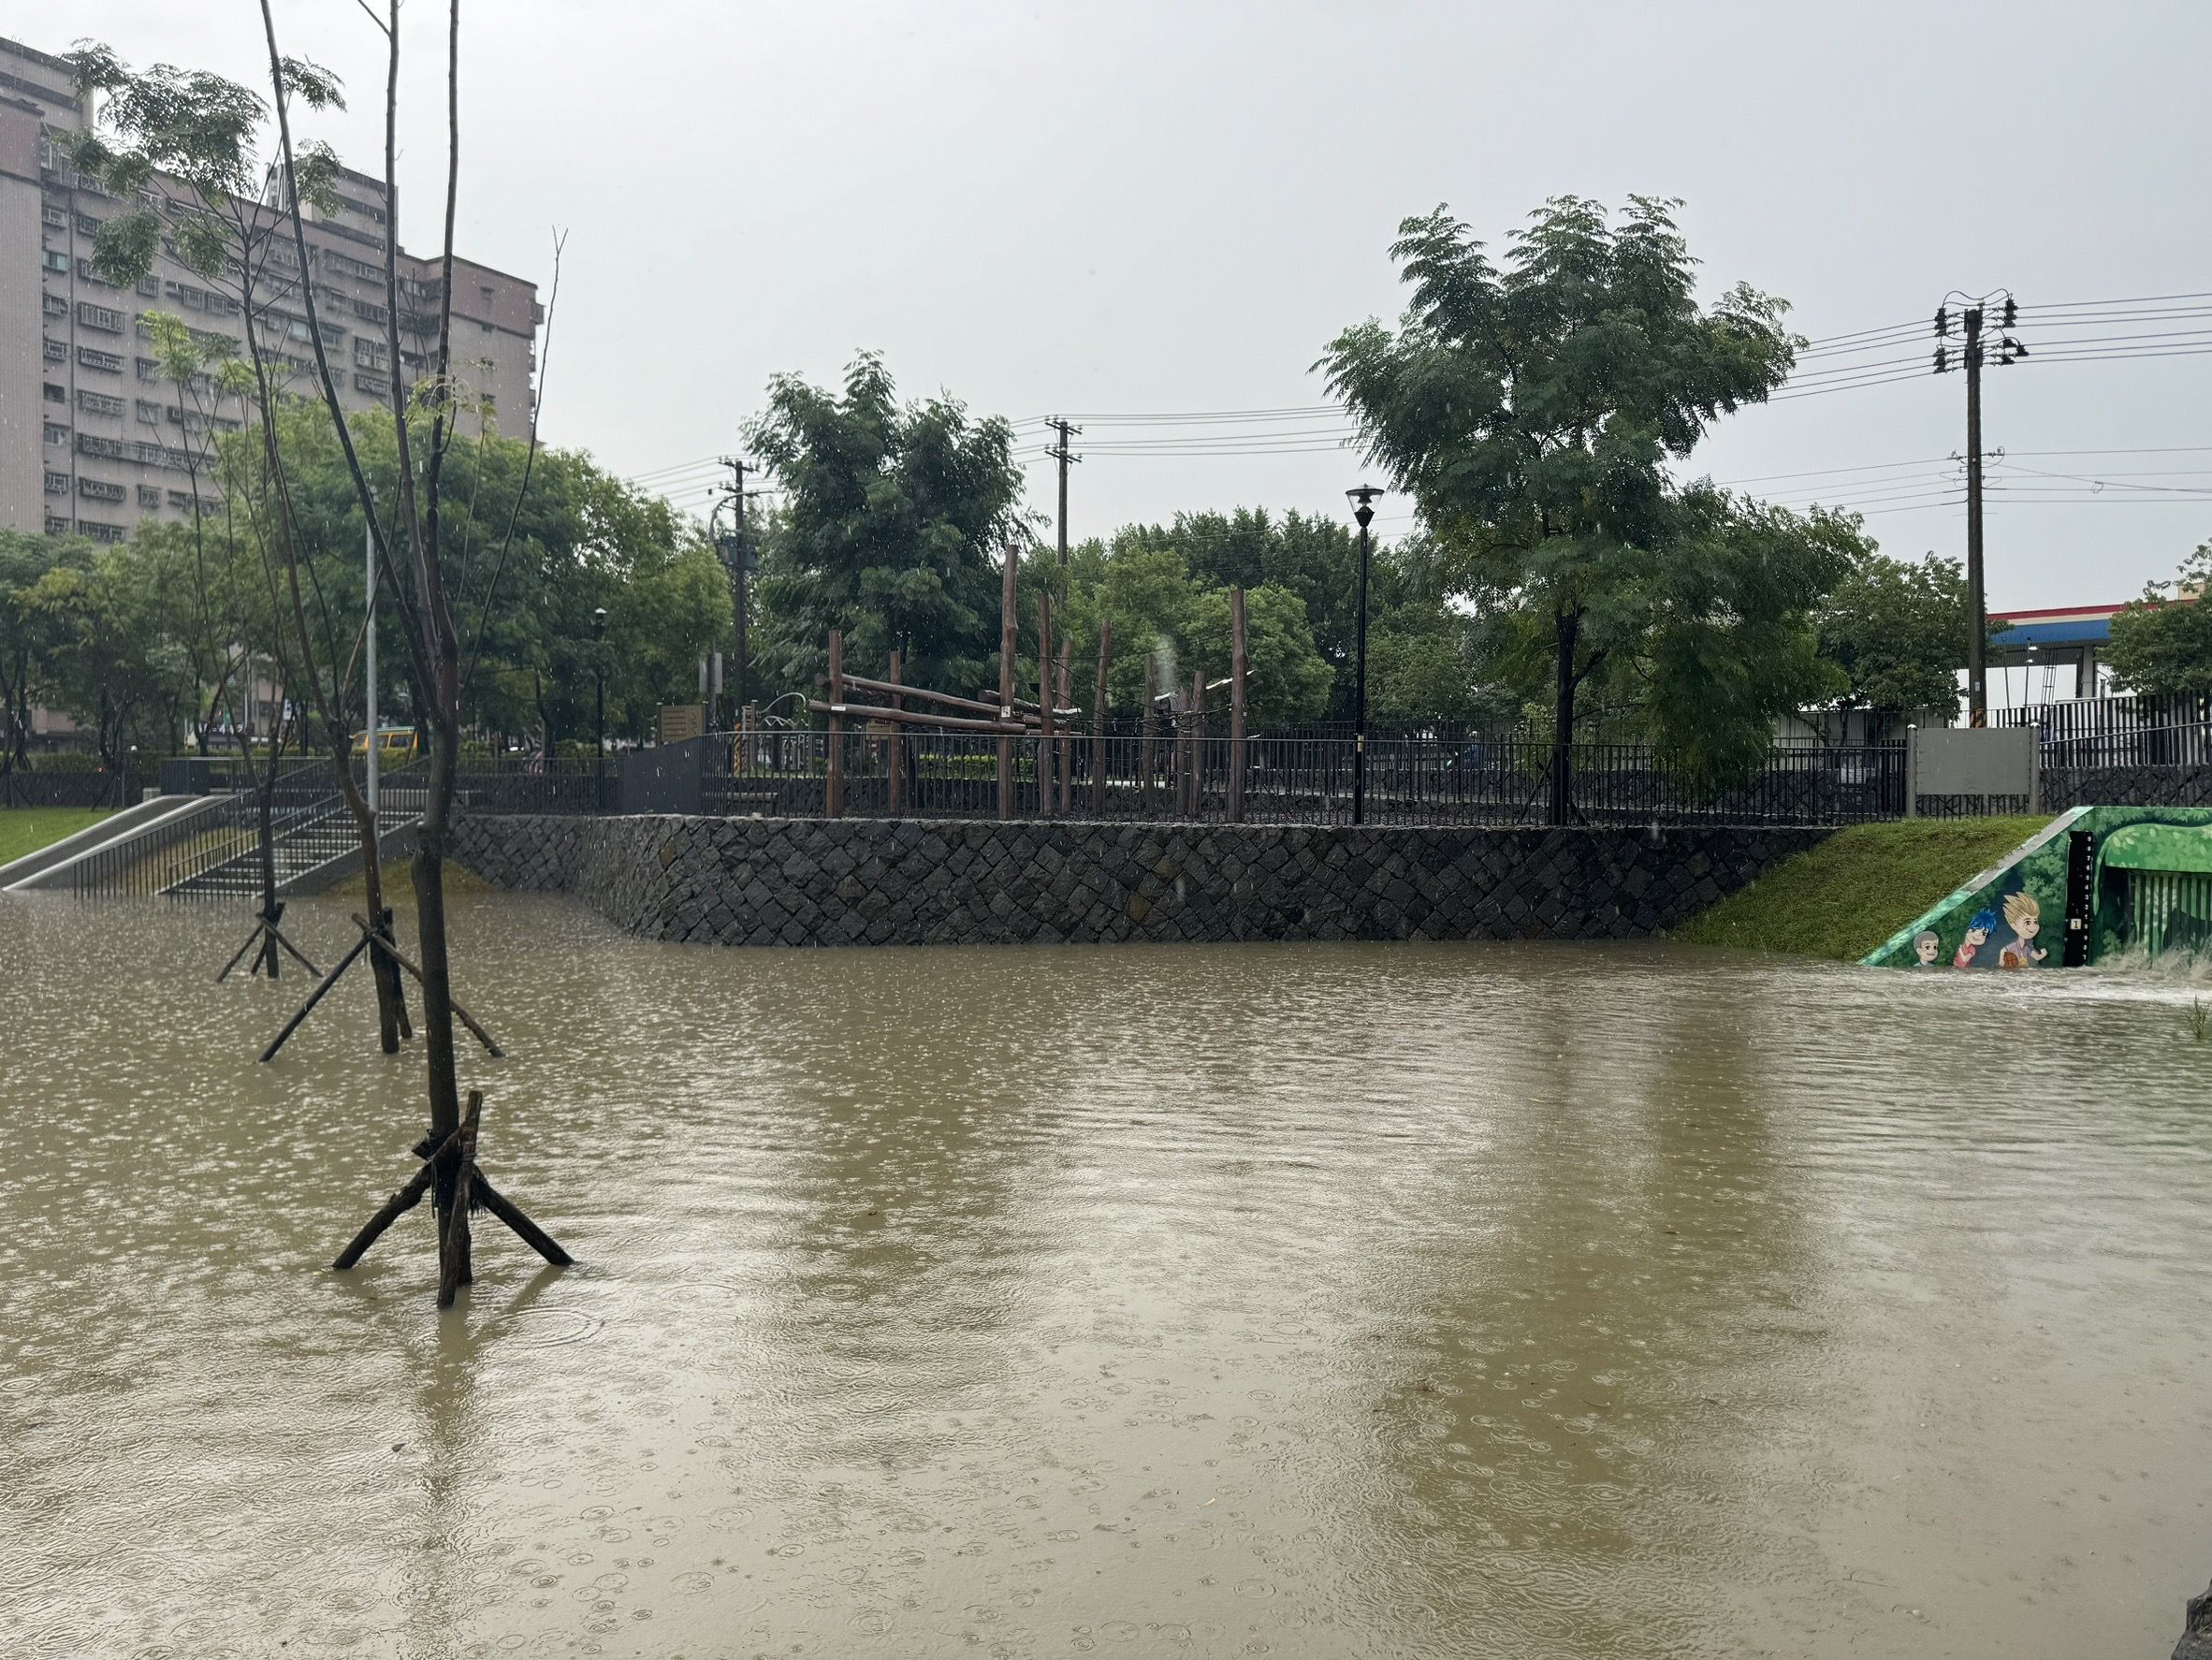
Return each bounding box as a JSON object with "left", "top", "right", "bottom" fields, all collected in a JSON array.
[
  {"left": 887, "top": 648, "right": 905, "bottom": 819},
  {"left": 1185, "top": 671, "right": 1204, "bottom": 818},
  {"left": 825, "top": 628, "right": 845, "bottom": 820},
  {"left": 997, "top": 547, "right": 1017, "bottom": 820},
  {"left": 1092, "top": 617, "right": 1112, "bottom": 817},
  {"left": 1230, "top": 588, "right": 1248, "bottom": 824},
  {"left": 1055, "top": 639, "right": 1073, "bottom": 816},
  {"left": 1036, "top": 592, "right": 1055, "bottom": 817},
  {"left": 1141, "top": 652, "right": 1157, "bottom": 818}
]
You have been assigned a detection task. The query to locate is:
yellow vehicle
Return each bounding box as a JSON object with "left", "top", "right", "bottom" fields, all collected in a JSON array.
[{"left": 351, "top": 726, "right": 419, "bottom": 763}]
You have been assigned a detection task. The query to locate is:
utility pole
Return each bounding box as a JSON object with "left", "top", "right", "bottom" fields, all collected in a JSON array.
[
  {"left": 720, "top": 455, "right": 750, "bottom": 719},
  {"left": 1936, "top": 293, "right": 2025, "bottom": 727},
  {"left": 1045, "top": 418, "right": 1081, "bottom": 565}
]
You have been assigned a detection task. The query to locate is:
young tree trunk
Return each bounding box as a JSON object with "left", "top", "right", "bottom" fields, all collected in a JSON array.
[{"left": 1550, "top": 605, "right": 1579, "bottom": 827}]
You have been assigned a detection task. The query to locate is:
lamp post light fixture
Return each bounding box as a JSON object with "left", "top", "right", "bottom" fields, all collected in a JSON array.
[
  {"left": 592, "top": 605, "right": 609, "bottom": 813},
  {"left": 1346, "top": 485, "right": 1381, "bottom": 826}
]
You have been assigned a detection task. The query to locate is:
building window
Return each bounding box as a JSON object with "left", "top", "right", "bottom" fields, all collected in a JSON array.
[
  {"left": 136, "top": 276, "right": 159, "bottom": 299},
  {"left": 81, "top": 521, "right": 128, "bottom": 545},
  {"left": 44, "top": 339, "right": 66, "bottom": 363},
  {"left": 354, "top": 371, "right": 390, "bottom": 399},
  {"left": 78, "top": 301, "right": 126, "bottom": 333},
  {"left": 77, "top": 346, "right": 125, "bottom": 373},
  {"left": 75, "top": 213, "right": 102, "bottom": 236},
  {"left": 45, "top": 422, "right": 69, "bottom": 445},
  {"left": 76, "top": 389, "right": 126, "bottom": 418},
  {"left": 42, "top": 250, "right": 69, "bottom": 272},
  {"left": 44, "top": 383, "right": 66, "bottom": 403},
  {"left": 74, "top": 259, "right": 118, "bottom": 289},
  {"left": 138, "top": 485, "right": 162, "bottom": 509},
  {"left": 353, "top": 299, "right": 388, "bottom": 326},
  {"left": 46, "top": 515, "right": 71, "bottom": 536},
  {"left": 137, "top": 400, "right": 162, "bottom": 426},
  {"left": 45, "top": 471, "right": 70, "bottom": 496},
  {"left": 77, "top": 433, "right": 128, "bottom": 460},
  {"left": 42, "top": 292, "right": 66, "bottom": 317},
  {"left": 137, "top": 357, "right": 163, "bottom": 381},
  {"left": 354, "top": 337, "right": 388, "bottom": 369},
  {"left": 41, "top": 202, "right": 65, "bottom": 228},
  {"left": 79, "top": 478, "right": 127, "bottom": 503}
]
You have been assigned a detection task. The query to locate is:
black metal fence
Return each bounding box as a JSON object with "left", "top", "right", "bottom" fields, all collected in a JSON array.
[
  {"left": 1996, "top": 692, "right": 2212, "bottom": 768},
  {"left": 450, "top": 731, "right": 1906, "bottom": 828},
  {"left": 0, "top": 764, "right": 149, "bottom": 808}
]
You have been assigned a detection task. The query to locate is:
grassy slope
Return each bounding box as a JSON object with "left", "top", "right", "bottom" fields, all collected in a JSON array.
[
  {"left": 320, "top": 855, "right": 492, "bottom": 905},
  {"left": 0, "top": 807, "right": 112, "bottom": 866},
  {"left": 1675, "top": 816, "right": 2052, "bottom": 962}
]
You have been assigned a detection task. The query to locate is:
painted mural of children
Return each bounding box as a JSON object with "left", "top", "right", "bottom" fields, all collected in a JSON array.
[
  {"left": 1914, "top": 930, "right": 1943, "bottom": 967},
  {"left": 1953, "top": 909, "right": 1998, "bottom": 969},
  {"left": 1999, "top": 891, "right": 2048, "bottom": 968}
]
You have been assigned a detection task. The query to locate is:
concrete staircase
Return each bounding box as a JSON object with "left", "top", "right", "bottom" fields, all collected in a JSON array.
[{"left": 166, "top": 794, "right": 422, "bottom": 898}]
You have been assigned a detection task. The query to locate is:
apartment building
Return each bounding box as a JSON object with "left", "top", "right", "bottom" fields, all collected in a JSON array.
[{"left": 1, "top": 34, "right": 539, "bottom": 545}]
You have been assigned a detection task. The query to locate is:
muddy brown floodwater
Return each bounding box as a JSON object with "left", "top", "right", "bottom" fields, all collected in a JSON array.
[{"left": 1, "top": 889, "right": 2207, "bottom": 1658}]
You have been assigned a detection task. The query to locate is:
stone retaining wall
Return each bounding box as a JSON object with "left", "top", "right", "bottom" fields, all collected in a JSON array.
[{"left": 449, "top": 812, "right": 1827, "bottom": 949}]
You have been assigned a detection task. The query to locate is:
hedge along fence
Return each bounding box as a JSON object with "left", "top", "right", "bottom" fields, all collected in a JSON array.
[{"left": 0, "top": 766, "right": 147, "bottom": 808}]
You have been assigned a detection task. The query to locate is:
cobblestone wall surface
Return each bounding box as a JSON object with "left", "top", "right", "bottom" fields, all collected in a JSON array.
[{"left": 448, "top": 812, "right": 1827, "bottom": 949}]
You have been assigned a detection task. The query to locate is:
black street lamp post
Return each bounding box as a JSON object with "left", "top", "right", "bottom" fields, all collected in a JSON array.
[
  {"left": 1346, "top": 485, "right": 1380, "bottom": 825},
  {"left": 591, "top": 605, "right": 608, "bottom": 812}
]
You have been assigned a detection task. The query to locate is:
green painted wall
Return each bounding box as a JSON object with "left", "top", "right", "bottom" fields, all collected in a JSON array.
[{"left": 1861, "top": 805, "right": 2212, "bottom": 970}]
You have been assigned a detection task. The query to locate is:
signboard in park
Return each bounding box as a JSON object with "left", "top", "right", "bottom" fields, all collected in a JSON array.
[{"left": 657, "top": 704, "right": 705, "bottom": 745}]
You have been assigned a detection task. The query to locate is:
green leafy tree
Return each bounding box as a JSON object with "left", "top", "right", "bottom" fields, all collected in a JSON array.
[
  {"left": 748, "top": 354, "right": 1025, "bottom": 703},
  {"left": 1324, "top": 197, "right": 1846, "bottom": 814},
  {"left": 1057, "top": 529, "right": 1201, "bottom": 715},
  {"left": 1816, "top": 548, "right": 1973, "bottom": 717},
  {"left": 2106, "top": 539, "right": 2212, "bottom": 697},
  {"left": 0, "top": 531, "right": 69, "bottom": 773},
  {"left": 1183, "top": 585, "right": 1336, "bottom": 728},
  {"left": 26, "top": 541, "right": 195, "bottom": 768},
  {"left": 261, "top": 402, "right": 726, "bottom": 750}
]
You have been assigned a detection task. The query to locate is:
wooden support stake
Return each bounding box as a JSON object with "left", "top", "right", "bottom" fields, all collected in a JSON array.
[
  {"left": 259, "top": 931, "right": 370, "bottom": 1063},
  {"left": 997, "top": 546, "right": 1017, "bottom": 820},
  {"left": 351, "top": 913, "right": 503, "bottom": 1057},
  {"left": 1036, "top": 591, "right": 1055, "bottom": 817},
  {"left": 332, "top": 1125, "right": 458, "bottom": 1270},
  {"left": 825, "top": 628, "right": 845, "bottom": 820},
  {"left": 216, "top": 923, "right": 265, "bottom": 983},
  {"left": 437, "top": 1090, "right": 483, "bottom": 1308},
  {"left": 473, "top": 1172, "right": 574, "bottom": 1266},
  {"left": 1229, "top": 588, "right": 1248, "bottom": 825},
  {"left": 1092, "top": 617, "right": 1112, "bottom": 817},
  {"left": 266, "top": 922, "right": 321, "bottom": 979},
  {"left": 887, "top": 648, "right": 905, "bottom": 819}
]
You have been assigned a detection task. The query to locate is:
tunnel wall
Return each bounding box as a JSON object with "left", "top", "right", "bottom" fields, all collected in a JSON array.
[{"left": 447, "top": 812, "right": 1828, "bottom": 949}]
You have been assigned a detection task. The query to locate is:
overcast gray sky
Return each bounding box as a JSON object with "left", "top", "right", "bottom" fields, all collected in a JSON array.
[{"left": 41, "top": 0, "right": 2212, "bottom": 610}]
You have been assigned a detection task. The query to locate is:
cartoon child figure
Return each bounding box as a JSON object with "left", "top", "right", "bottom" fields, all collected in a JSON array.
[
  {"left": 1998, "top": 891, "right": 2047, "bottom": 968},
  {"left": 1953, "top": 909, "right": 1998, "bottom": 969},
  {"left": 1914, "top": 930, "right": 1943, "bottom": 968}
]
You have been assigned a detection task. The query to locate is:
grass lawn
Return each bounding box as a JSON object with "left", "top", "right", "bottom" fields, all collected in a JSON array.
[
  {"left": 0, "top": 807, "right": 112, "bottom": 867},
  {"left": 321, "top": 856, "right": 493, "bottom": 905},
  {"left": 1675, "top": 815, "right": 2054, "bottom": 962}
]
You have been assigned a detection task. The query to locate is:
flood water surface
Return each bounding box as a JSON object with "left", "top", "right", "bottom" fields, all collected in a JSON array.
[{"left": 1, "top": 892, "right": 2207, "bottom": 1658}]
